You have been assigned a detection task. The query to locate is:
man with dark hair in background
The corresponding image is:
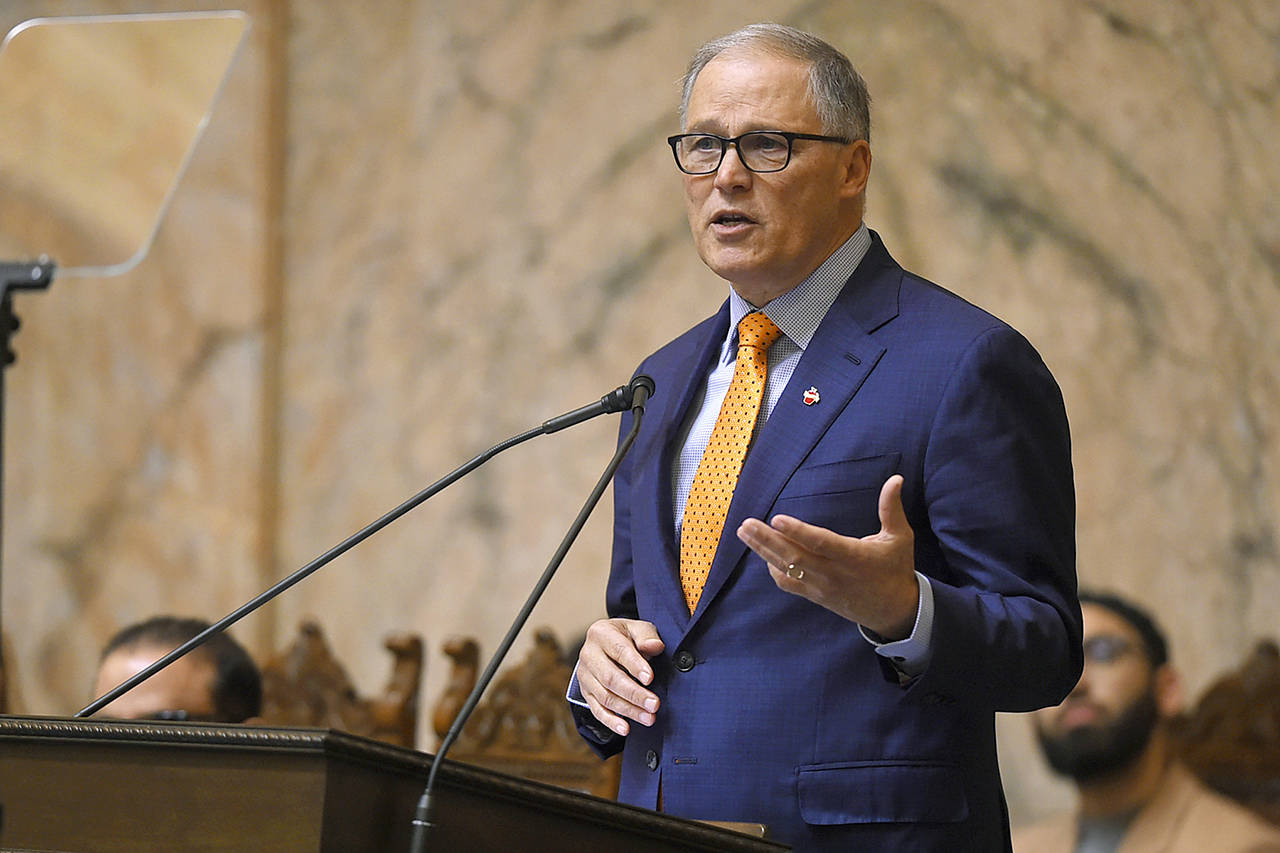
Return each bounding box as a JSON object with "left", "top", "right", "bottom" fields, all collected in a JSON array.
[
  {"left": 90, "top": 615, "right": 262, "bottom": 724},
  {"left": 1017, "top": 591, "right": 1280, "bottom": 853}
]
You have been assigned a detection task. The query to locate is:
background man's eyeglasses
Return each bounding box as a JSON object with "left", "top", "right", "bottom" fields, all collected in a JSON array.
[
  {"left": 667, "top": 130, "right": 851, "bottom": 175},
  {"left": 144, "top": 709, "right": 221, "bottom": 722},
  {"left": 1082, "top": 635, "right": 1137, "bottom": 665}
]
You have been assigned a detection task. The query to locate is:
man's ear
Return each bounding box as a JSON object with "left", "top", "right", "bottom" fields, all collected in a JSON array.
[
  {"left": 840, "top": 140, "right": 871, "bottom": 199},
  {"left": 1153, "top": 663, "right": 1185, "bottom": 719}
]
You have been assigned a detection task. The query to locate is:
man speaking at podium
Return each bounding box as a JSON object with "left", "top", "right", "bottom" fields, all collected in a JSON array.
[{"left": 568, "top": 23, "right": 1081, "bottom": 851}]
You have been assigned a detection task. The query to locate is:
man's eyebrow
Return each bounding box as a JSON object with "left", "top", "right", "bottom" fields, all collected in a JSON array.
[{"left": 687, "top": 121, "right": 792, "bottom": 135}]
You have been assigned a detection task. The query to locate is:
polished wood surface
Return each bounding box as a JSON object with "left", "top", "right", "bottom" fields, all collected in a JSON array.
[{"left": 0, "top": 716, "right": 787, "bottom": 852}]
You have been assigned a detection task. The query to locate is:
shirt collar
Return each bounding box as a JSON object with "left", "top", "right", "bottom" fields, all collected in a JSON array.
[{"left": 723, "top": 223, "right": 872, "bottom": 357}]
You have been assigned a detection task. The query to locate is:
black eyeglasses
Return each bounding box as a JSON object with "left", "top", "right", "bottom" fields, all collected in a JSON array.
[
  {"left": 145, "top": 708, "right": 221, "bottom": 723},
  {"left": 1082, "top": 635, "right": 1135, "bottom": 665},
  {"left": 667, "top": 130, "right": 851, "bottom": 175}
]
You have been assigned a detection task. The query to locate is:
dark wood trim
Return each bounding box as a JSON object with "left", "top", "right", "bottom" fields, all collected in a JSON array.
[{"left": 0, "top": 716, "right": 788, "bottom": 852}]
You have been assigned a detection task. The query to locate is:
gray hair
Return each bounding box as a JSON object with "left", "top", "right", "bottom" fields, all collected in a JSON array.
[{"left": 679, "top": 23, "right": 871, "bottom": 143}]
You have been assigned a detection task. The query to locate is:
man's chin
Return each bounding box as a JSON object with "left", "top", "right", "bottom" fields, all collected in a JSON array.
[
  {"left": 699, "top": 247, "right": 760, "bottom": 280},
  {"left": 1036, "top": 692, "right": 1159, "bottom": 783}
]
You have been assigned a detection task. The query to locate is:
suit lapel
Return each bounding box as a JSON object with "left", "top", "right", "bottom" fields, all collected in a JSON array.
[
  {"left": 685, "top": 239, "right": 904, "bottom": 628},
  {"left": 631, "top": 304, "right": 730, "bottom": 629}
]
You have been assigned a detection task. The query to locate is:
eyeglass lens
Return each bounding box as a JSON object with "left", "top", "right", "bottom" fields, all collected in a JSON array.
[
  {"left": 1082, "top": 635, "right": 1133, "bottom": 664},
  {"left": 676, "top": 132, "right": 792, "bottom": 173}
]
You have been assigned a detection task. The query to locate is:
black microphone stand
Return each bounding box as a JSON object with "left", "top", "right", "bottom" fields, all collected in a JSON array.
[
  {"left": 0, "top": 258, "right": 56, "bottom": 694},
  {"left": 0, "top": 259, "right": 55, "bottom": 843},
  {"left": 408, "top": 376, "right": 653, "bottom": 853},
  {"left": 76, "top": 377, "right": 649, "bottom": 719}
]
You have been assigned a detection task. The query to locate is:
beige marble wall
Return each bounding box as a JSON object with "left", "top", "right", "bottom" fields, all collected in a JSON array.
[
  {"left": 1, "top": 0, "right": 275, "bottom": 710},
  {"left": 3, "top": 0, "right": 1277, "bottom": 828}
]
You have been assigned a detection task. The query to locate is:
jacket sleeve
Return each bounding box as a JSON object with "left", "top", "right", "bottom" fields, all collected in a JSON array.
[{"left": 906, "top": 324, "right": 1082, "bottom": 712}]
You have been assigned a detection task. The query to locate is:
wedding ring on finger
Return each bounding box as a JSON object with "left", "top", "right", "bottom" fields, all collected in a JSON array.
[{"left": 785, "top": 563, "right": 804, "bottom": 580}]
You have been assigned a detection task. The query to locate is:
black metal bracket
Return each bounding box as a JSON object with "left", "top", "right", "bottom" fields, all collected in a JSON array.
[{"left": 2, "top": 259, "right": 56, "bottom": 367}]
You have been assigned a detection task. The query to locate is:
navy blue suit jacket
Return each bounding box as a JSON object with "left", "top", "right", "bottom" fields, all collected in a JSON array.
[{"left": 574, "top": 233, "right": 1081, "bottom": 851}]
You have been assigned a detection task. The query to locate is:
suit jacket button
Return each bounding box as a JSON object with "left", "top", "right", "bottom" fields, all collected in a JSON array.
[
  {"left": 646, "top": 749, "right": 659, "bottom": 771},
  {"left": 674, "top": 650, "right": 696, "bottom": 672}
]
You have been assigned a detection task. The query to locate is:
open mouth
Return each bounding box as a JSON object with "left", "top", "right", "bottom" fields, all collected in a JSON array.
[{"left": 712, "top": 212, "right": 756, "bottom": 226}]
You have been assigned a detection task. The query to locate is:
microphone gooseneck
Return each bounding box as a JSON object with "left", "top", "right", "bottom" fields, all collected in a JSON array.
[
  {"left": 540, "top": 375, "right": 648, "bottom": 433},
  {"left": 76, "top": 378, "right": 651, "bottom": 720},
  {"left": 409, "top": 376, "right": 654, "bottom": 852}
]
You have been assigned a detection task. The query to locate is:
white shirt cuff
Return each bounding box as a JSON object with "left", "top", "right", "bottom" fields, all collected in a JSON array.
[
  {"left": 860, "top": 571, "right": 935, "bottom": 678},
  {"left": 566, "top": 662, "right": 590, "bottom": 709}
]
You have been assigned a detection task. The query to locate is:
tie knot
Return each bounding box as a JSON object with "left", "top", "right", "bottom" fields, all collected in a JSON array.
[{"left": 736, "top": 312, "right": 783, "bottom": 351}]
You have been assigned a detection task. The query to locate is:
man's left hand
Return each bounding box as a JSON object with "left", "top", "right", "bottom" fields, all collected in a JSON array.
[{"left": 736, "top": 474, "right": 918, "bottom": 639}]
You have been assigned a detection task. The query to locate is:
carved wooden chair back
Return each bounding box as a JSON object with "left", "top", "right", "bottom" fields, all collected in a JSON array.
[
  {"left": 258, "top": 619, "right": 424, "bottom": 749},
  {"left": 432, "top": 627, "right": 621, "bottom": 800},
  {"left": 1177, "top": 639, "right": 1280, "bottom": 826}
]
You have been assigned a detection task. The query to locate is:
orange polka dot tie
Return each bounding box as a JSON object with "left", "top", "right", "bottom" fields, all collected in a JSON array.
[{"left": 680, "top": 311, "right": 783, "bottom": 613}]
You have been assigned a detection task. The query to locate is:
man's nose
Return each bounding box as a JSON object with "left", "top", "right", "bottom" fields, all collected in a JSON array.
[{"left": 713, "top": 142, "right": 753, "bottom": 190}]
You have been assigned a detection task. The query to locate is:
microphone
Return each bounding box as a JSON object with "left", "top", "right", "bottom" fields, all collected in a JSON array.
[
  {"left": 626, "top": 374, "right": 654, "bottom": 412},
  {"left": 75, "top": 376, "right": 654, "bottom": 719},
  {"left": 541, "top": 373, "right": 654, "bottom": 432},
  {"left": 408, "top": 376, "right": 654, "bottom": 852}
]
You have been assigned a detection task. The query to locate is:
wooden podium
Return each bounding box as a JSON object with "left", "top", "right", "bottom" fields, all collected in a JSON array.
[{"left": 0, "top": 716, "right": 787, "bottom": 852}]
